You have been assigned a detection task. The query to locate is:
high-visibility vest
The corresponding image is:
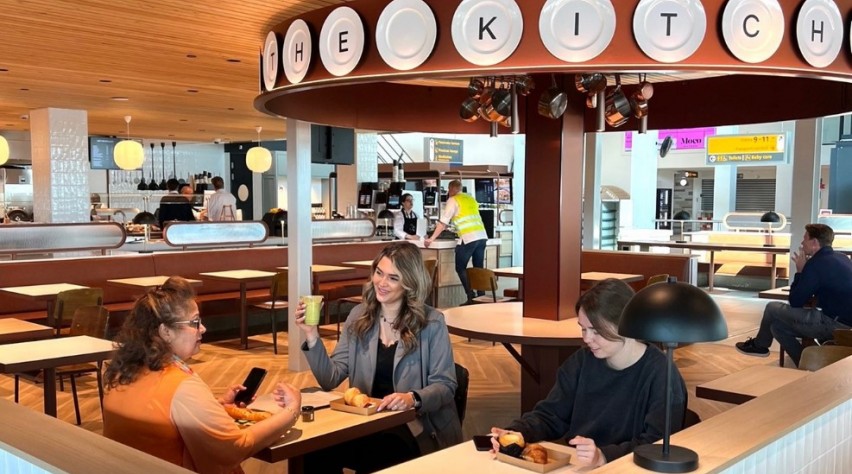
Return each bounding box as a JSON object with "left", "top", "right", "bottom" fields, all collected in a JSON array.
[{"left": 452, "top": 193, "right": 486, "bottom": 236}]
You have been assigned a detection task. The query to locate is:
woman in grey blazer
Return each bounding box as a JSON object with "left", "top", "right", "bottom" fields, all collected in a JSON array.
[{"left": 296, "top": 242, "right": 462, "bottom": 473}]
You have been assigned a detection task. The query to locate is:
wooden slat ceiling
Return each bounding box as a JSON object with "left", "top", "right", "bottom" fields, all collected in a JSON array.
[{"left": 0, "top": 0, "right": 349, "bottom": 143}]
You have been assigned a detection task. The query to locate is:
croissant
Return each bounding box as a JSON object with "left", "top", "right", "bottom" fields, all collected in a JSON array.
[
  {"left": 521, "top": 444, "right": 548, "bottom": 464},
  {"left": 224, "top": 405, "right": 272, "bottom": 422}
]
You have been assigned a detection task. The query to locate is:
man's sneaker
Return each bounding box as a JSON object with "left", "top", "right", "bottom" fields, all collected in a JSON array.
[{"left": 735, "top": 337, "right": 770, "bottom": 357}]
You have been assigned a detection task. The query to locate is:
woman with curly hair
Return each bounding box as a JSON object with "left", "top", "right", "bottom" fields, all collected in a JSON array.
[
  {"left": 103, "top": 276, "right": 301, "bottom": 474},
  {"left": 296, "top": 241, "right": 461, "bottom": 473}
]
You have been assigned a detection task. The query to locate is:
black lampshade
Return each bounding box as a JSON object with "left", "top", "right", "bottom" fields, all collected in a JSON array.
[
  {"left": 619, "top": 279, "right": 727, "bottom": 344},
  {"left": 760, "top": 211, "right": 781, "bottom": 223},
  {"left": 672, "top": 210, "right": 691, "bottom": 221}
]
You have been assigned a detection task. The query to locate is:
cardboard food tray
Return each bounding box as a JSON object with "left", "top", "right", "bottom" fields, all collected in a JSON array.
[
  {"left": 328, "top": 397, "right": 380, "bottom": 416},
  {"left": 496, "top": 447, "right": 571, "bottom": 473}
]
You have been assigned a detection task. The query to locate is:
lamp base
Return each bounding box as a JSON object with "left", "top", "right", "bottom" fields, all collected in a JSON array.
[{"left": 633, "top": 444, "right": 699, "bottom": 473}]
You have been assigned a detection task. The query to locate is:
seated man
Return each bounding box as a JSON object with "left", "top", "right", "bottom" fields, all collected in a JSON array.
[{"left": 737, "top": 223, "right": 852, "bottom": 366}]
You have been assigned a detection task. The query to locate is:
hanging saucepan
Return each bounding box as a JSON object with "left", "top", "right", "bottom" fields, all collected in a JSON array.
[
  {"left": 516, "top": 75, "right": 535, "bottom": 96},
  {"left": 537, "top": 84, "right": 567, "bottom": 119},
  {"left": 481, "top": 88, "right": 511, "bottom": 122},
  {"left": 604, "top": 86, "right": 631, "bottom": 127},
  {"left": 574, "top": 73, "right": 607, "bottom": 94},
  {"left": 467, "top": 78, "right": 485, "bottom": 99},
  {"left": 460, "top": 98, "right": 480, "bottom": 122}
]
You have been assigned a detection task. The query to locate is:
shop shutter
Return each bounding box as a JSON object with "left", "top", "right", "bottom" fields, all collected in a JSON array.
[
  {"left": 735, "top": 178, "right": 776, "bottom": 212},
  {"left": 701, "top": 179, "right": 714, "bottom": 212}
]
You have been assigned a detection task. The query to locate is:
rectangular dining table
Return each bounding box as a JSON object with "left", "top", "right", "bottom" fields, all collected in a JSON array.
[
  {"left": 490, "top": 268, "right": 644, "bottom": 300},
  {"left": 198, "top": 270, "right": 276, "bottom": 349},
  {"left": 0, "top": 283, "right": 89, "bottom": 330},
  {"left": 758, "top": 285, "right": 790, "bottom": 301},
  {"left": 0, "top": 335, "right": 115, "bottom": 417},
  {"left": 0, "top": 319, "right": 54, "bottom": 345},
  {"left": 106, "top": 275, "right": 203, "bottom": 292},
  {"left": 253, "top": 403, "right": 415, "bottom": 473},
  {"left": 696, "top": 365, "right": 809, "bottom": 405}
]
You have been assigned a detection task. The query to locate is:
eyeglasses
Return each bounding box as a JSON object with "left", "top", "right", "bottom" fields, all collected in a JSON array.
[{"left": 173, "top": 317, "right": 203, "bottom": 331}]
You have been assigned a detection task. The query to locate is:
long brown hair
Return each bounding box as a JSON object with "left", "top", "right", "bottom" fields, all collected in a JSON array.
[
  {"left": 350, "top": 242, "right": 431, "bottom": 354},
  {"left": 105, "top": 276, "right": 197, "bottom": 388},
  {"left": 574, "top": 278, "right": 635, "bottom": 342}
]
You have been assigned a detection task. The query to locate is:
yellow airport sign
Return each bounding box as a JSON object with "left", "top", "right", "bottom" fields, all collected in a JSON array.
[{"left": 706, "top": 134, "right": 787, "bottom": 164}]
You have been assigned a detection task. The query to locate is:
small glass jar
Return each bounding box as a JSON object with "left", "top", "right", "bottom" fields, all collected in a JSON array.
[{"left": 301, "top": 405, "right": 315, "bottom": 422}]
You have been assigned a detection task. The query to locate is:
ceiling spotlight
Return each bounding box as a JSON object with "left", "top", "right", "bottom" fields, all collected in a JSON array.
[{"left": 679, "top": 176, "right": 688, "bottom": 186}]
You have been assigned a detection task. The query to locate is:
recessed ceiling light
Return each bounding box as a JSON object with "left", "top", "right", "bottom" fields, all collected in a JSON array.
[
  {"left": 5, "top": 123, "right": 13, "bottom": 126},
  {"left": 198, "top": 129, "right": 206, "bottom": 132},
  {"left": 179, "top": 119, "right": 188, "bottom": 122},
  {"left": 111, "top": 96, "right": 129, "bottom": 101},
  {"left": 0, "top": 68, "right": 9, "bottom": 72},
  {"left": 186, "top": 54, "right": 197, "bottom": 59},
  {"left": 99, "top": 79, "right": 112, "bottom": 83},
  {"left": 227, "top": 107, "right": 234, "bottom": 111},
  {"left": 187, "top": 89, "right": 198, "bottom": 93},
  {"left": 226, "top": 58, "right": 241, "bottom": 63},
  {"left": 19, "top": 88, "right": 29, "bottom": 91},
  {"left": 168, "top": 134, "right": 175, "bottom": 137}
]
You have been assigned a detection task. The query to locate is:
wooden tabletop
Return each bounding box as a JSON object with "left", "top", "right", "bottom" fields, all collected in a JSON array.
[
  {"left": 0, "top": 335, "right": 115, "bottom": 373},
  {"left": 758, "top": 286, "right": 790, "bottom": 300},
  {"left": 696, "top": 365, "right": 809, "bottom": 405},
  {"left": 279, "top": 265, "right": 356, "bottom": 275},
  {"left": 443, "top": 303, "right": 583, "bottom": 346},
  {"left": 492, "top": 267, "right": 524, "bottom": 278},
  {"left": 340, "top": 260, "right": 373, "bottom": 269},
  {"left": 254, "top": 403, "right": 416, "bottom": 463},
  {"left": 107, "top": 276, "right": 203, "bottom": 290},
  {"left": 0, "top": 283, "right": 88, "bottom": 299},
  {"left": 580, "top": 272, "right": 644, "bottom": 284},
  {"left": 199, "top": 270, "right": 276, "bottom": 281},
  {"left": 617, "top": 240, "right": 792, "bottom": 253},
  {"left": 0, "top": 319, "right": 54, "bottom": 345},
  {"left": 376, "top": 440, "right": 587, "bottom": 473}
]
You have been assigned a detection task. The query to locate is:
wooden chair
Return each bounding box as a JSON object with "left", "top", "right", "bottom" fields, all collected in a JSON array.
[
  {"left": 423, "top": 259, "right": 438, "bottom": 307},
  {"left": 647, "top": 274, "right": 669, "bottom": 286},
  {"left": 54, "top": 288, "right": 104, "bottom": 336},
  {"left": 467, "top": 268, "right": 514, "bottom": 304},
  {"left": 16, "top": 305, "right": 110, "bottom": 425},
  {"left": 454, "top": 363, "right": 470, "bottom": 425},
  {"left": 798, "top": 345, "right": 852, "bottom": 371},
  {"left": 251, "top": 271, "right": 288, "bottom": 354}
]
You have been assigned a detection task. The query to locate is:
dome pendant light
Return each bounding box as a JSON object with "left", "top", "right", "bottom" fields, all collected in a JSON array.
[
  {"left": 113, "top": 115, "right": 144, "bottom": 170},
  {"left": 0, "top": 135, "right": 9, "bottom": 166},
  {"left": 246, "top": 126, "right": 272, "bottom": 173}
]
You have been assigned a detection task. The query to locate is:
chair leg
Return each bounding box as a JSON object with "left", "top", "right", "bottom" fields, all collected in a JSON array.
[
  {"left": 14, "top": 375, "right": 20, "bottom": 403},
  {"left": 270, "top": 308, "right": 278, "bottom": 355},
  {"left": 70, "top": 375, "right": 81, "bottom": 425},
  {"left": 97, "top": 361, "right": 105, "bottom": 416},
  {"left": 59, "top": 374, "right": 65, "bottom": 392}
]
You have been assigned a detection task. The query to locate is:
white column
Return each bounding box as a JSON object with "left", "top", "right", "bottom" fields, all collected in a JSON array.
[
  {"left": 512, "top": 134, "right": 525, "bottom": 265},
  {"left": 773, "top": 121, "right": 796, "bottom": 219},
  {"left": 630, "top": 132, "right": 658, "bottom": 229},
  {"left": 790, "top": 118, "right": 821, "bottom": 272},
  {"left": 582, "top": 133, "right": 602, "bottom": 248},
  {"left": 713, "top": 165, "right": 737, "bottom": 221},
  {"left": 29, "top": 108, "right": 90, "bottom": 223},
  {"left": 286, "top": 119, "right": 313, "bottom": 372}
]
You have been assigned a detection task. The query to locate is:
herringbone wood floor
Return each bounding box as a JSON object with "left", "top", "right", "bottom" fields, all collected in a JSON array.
[{"left": 1, "top": 292, "right": 783, "bottom": 473}]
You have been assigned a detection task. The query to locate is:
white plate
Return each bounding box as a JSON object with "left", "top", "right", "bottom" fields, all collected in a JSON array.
[
  {"left": 633, "top": 0, "right": 706, "bottom": 63},
  {"left": 376, "top": 0, "right": 437, "bottom": 71},
  {"left": 796, "top": 0, "right": 842, "bottom": 68},
  {"left": 282, "top": 19, "right": 312, "bottom": 84},
  {"left": 539, "top": 0, "right": 616, "bottom": 63},
  {"left": 262, "top": 31, "right": 280, "bottom": 91},
  {"left": 319, "top": 6, "right": 365, "bottom": 77},
  {"left": 451, "top": 0, "right": 524, "bottom": 66},
  {"left": 722, "top": 0, "right": 784, "bottom": 64}
]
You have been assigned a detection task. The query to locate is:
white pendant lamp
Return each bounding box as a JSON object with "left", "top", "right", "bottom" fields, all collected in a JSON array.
[
  {"left": 0, "top": 135, "right": 9, "bottom": 166},
  {"left": 246, "top": 126, "right": 272, "bottom": 173},
  {"left": 113, "top": 115, "right": 144, "bottom": 170}
]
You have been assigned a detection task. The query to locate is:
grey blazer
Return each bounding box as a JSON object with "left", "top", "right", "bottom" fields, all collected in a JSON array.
[{"left": 302, "top": 304, "right": 463, "bottom": 454}]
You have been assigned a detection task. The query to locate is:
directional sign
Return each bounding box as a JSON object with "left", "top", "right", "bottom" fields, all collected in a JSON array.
[{"left": 706, "top": 134, "right": 787, "bottom": 165}]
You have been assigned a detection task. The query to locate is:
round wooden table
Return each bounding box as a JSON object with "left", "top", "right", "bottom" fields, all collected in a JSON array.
[{"left": 443, "top": 302, "right": 584, "bottom": 412}]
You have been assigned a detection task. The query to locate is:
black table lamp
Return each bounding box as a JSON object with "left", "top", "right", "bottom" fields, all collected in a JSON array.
[{"left": 618, "top": 278, "right": 727, "bottom": 473}]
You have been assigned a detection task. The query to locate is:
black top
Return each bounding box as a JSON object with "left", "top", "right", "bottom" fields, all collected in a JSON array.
[
  {"left": 157, "top": 194, "right": 195, "bottom": 228},
  {"left": 371, "top": 340, "right": 397, "bottom": 398},
  {"left": 402, "top": 210, "right": 418, "bottom": 236}
]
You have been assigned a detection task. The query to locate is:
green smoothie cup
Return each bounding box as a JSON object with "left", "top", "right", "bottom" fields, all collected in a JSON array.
[{"left": 301, "top": 295, "right": 324, "bottom": 326}]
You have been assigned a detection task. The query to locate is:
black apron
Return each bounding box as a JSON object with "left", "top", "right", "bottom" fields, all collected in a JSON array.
[{"left": 402, "top": 210, "right": 418, "bottom": 236}]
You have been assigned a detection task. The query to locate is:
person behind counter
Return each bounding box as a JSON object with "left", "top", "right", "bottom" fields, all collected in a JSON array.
[
  {"left": 425, "top": 179, "right": 488, "bottom": 302},
  {"left": 295, "top": 241, "right": 462, "bottom": 473},
  {"left": 203, "top": 176, "right": 237, "bottom": 221},
  {"left": 393, "top": 193, "right": 422, "bottom": 241},
  {"left": 490, "top": 279, "right": 686, "bottom": 468},
  {"left": 103, "top": 276, "right": 301, "bottom": 474},
  {"left": 158, "top": 178, "right": 196, "bottom": 229}
]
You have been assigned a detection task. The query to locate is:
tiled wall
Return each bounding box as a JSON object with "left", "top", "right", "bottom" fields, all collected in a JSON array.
[
  {"left": 0, "top": 450, "right": 49, "bottom": 473},
  {"left": 356, "top": 132, "right": 377, "bottom": 183},
  {"left": 30, "top": 108, "right": 90, "bottom": 223},
  {"left": 721, "top": 399, "right": 851, "bottom": 473}
]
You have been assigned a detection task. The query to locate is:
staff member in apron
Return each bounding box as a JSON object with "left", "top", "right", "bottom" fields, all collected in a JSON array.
[{"left": 393, "top": 193, "right": 421, "bottom": 241}]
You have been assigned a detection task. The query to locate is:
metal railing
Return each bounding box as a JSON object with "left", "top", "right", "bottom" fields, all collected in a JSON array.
[{"left": 377, "top": 134, "right": 414, "bottom": 164}]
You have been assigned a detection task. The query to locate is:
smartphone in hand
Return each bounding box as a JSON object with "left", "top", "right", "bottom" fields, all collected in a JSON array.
[
  {"left": 472, "top": 434, "right": 494, "bottom": 451},
  {"left": 234, "top": 367, "right": 267, "bottom": 405}
]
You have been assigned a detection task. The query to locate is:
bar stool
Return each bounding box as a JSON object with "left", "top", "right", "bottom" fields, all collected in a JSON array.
[{"left": 221, "top": 204, "right": 236, "bottom": 221}]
